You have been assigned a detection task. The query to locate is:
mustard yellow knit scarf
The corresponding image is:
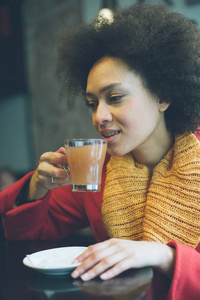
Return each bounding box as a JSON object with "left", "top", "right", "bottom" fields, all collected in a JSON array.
[{"left": 102, "top": 132, "right": 200, "bottom": 248}]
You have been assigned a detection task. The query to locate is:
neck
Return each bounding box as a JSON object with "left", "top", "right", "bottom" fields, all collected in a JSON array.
[{"left": 132, "top": 126, "right": 174, "bottom": 174}]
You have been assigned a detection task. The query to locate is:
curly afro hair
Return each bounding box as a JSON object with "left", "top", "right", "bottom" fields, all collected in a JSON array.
[{"left": 57, "top": 3, "right": 200, "bottom": 134}]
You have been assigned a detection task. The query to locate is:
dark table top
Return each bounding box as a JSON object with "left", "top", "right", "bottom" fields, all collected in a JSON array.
[{"left": 0, "top": 234, "right": 153, "bottom": 300}]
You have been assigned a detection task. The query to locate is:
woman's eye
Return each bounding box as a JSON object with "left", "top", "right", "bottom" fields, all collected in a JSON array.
[
  {"left": 109, "top": 95, "right": 124, "bottom": 102},
  {"left": 87, "top": 101, "right": 97, "bottom": 110}
]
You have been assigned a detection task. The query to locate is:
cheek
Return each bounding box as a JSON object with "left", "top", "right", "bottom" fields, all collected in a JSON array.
[
  {"left": 120, "top": 106, "right": 155, "bottom": 132},
  {"left": 127, "top": 101, "right": 159, "bottom": 125},
  {"left": 92, "top": 114, "right": 98, "bottom": 129},
  {"left": 118, "top": 108, "right": 136, "bottom": 129}
]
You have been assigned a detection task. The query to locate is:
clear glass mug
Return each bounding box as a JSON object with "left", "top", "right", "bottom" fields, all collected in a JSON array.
[{"left": 64, "top": 139, "right": 107, "bottom": 192}]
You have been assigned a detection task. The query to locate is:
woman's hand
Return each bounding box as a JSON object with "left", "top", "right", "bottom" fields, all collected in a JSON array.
[
  {"left": 71, "top": 238, "right": 176, "bottom": 281},
  {"left": 28, "top": 147, "right": 70, "bottom": 201}
]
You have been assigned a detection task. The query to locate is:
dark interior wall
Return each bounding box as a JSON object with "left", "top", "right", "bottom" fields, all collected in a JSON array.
[
  {"left": 22, "top": 0, "right": 98, "bottom": 166},
  {"left": 0, "top": 1, "right": 26, "bottom": 97}
]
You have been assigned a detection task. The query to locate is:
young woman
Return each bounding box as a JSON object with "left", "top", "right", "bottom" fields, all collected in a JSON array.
[{"left": 1, "top": 4, "right": 200, "bottom": 299}]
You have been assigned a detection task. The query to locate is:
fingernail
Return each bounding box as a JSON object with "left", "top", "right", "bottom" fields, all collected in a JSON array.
[
  {"left": 100, "top": 273, "right": 107, "bottom": 280},
  {"left": 71, "top": 270, "right": 79, "bottom": 278},
  {"left": 81, "top": 273, "right": 90, "bottom": 281}
]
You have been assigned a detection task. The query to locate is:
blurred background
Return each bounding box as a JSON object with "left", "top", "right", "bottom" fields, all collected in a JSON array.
[{"left": 0, "top": 0, "right": 200, "bottom": 187}]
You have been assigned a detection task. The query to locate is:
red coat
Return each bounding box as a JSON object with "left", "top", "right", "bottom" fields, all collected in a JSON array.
[
  {"left": 0, "top": 159, "right": 109, "bottom": 242},
  {"left": 0, "top": 157, "right": 200, "bottom": 300}
]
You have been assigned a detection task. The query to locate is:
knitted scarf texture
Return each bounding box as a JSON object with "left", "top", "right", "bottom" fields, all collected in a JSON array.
[{"left": 102, "top": 132, "right": 200, "bottom": 248}]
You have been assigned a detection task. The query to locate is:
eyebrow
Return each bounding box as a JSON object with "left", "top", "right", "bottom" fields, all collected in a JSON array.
[{"left": 86, "top": 83, "right": 121, "bottom": 98}]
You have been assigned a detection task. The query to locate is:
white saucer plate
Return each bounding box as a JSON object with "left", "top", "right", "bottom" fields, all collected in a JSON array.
[{"left": 23, "top": 246, "right": 88, "bottom": 275}]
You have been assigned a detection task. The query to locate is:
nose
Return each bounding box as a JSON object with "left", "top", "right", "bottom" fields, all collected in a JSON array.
[{"left": 93, "top": 101, "right": 113, "bottom": 125}]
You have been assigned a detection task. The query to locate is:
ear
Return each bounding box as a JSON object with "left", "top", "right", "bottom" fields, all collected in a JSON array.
[{"left": 158, "top": 101, "right": 170, "bottom": 112}]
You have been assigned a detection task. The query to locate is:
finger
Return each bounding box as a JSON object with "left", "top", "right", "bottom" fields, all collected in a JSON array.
[
  {"left": 37, "top": 173, "right": 70, "bottom": 190},
  {"left": 56, "top": 147, "right": 66, "bottom": 154},
  {"left": 100, "top": 258, "right": 132, "bottom": 280},
  {"left": 40, "top": 151, "right": 67, "bottom": 165},
  {"left": 49, "top": 176, "right": 71, "bottom": 186},
  {"left": 79, "top": 251, "right": 127, "bottom": 281},
  {"left": 38, "top": 161, "right": 68, "bottom": 179},
  {"left": 72, "top": 241, "right": 112, "bottom": 268},
  {"left": 100, "top": 253, "right": 152, "bottom": 281},
  {"left": 71, "top": 242, "right": 121, "bottom": 280}
]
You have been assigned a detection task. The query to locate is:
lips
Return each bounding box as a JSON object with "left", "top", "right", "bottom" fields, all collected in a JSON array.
[{"left": 100, "top": 130, "right": 121, "bottom": 138}]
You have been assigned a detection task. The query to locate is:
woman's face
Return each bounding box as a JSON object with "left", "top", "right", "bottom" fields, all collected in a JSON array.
[{"left": 86, "top": 56, "right": 169, "bottom": 157}]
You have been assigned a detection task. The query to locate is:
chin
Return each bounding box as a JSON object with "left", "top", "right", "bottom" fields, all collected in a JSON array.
[{"left": 107, "top": 148, "right": 126, "bottom": 157}]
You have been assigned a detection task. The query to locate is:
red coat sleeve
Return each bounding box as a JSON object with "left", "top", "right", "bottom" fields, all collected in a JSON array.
[
  {"left": 0, "top": 156, "right": 109, "bottom": 241},
  {"left": 167, "top": 241, "right": 200, "bottom": 300},
  {"left": 0, "top": 172, "right": 91, "bottom": 240},
  {"left": 0, "top": 171, "right": 35, "bottom": 214},
  {"left": 0, "top": 155, "right": 110, "bottom": 241},
  {"left": 152, "top": 241, "right": 200, "bottom": 300}
]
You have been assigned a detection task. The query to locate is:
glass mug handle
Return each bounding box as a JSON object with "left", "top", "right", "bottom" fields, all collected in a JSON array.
[{"left": 62, "top": 164, "right": 70, "bottom": 179}]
